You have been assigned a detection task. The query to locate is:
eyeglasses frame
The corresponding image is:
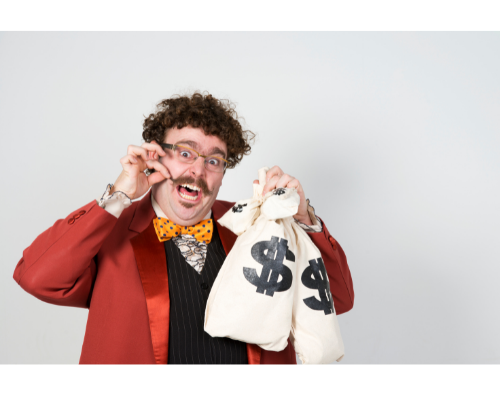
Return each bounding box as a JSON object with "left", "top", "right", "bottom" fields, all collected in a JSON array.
[{"left": 159, "top": 143, "right": 229, "bottom": 173}]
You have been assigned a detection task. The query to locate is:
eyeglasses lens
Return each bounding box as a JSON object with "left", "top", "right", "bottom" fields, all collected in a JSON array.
[{"left": 174, "top": 146, "right": 226, "bottom": 172}]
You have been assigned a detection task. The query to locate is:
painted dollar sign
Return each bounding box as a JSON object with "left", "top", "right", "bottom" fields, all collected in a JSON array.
[
  {"left": 301, "top": 257, "right": 335, "bottom": 315},
  {"left": 243, "top": 236, "right": 295, "bottom": 297}
]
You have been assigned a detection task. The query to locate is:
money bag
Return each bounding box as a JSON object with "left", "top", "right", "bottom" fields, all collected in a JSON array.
[
  {"left": 205, "top": 167, "right": 346, "bottom": 362},
  {"left": 288, "top": 221, "right": 345, "bottom": 364},
  {"left": 204, "top": 167, "right": 300, "bottom": 351}
]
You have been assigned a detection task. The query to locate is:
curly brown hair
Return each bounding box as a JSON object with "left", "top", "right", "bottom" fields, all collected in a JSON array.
[{"left": 142, "top": 92, "right": 255, "bottom": 170}]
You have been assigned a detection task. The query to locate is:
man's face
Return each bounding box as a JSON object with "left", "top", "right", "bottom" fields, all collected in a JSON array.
[{"left": 153, "top": 126, "right": 227, "bottom": 226}]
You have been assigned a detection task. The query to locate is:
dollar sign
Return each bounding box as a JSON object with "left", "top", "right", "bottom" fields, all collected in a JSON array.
[
  {"left": 301, "top": 257, "right": 335, "bottom": 315},
  {"left": 243, "top": 236, "right": 295, "bottom": 297}
]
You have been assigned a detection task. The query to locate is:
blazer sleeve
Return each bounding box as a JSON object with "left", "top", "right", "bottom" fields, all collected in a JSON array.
[
  {"left": 13, "top": 200, "right": 118, "bottom": 309},
  {"left": 306, "top": 216, "right": 354, "bottom": 315}
]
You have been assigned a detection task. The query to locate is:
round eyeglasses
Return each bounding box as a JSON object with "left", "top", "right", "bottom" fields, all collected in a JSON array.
[{"left": 160, "top": 143, "right": 229, "bottom": 173}]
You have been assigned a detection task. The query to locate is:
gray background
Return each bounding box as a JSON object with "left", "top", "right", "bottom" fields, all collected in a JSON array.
[{"left": 1, "top": 32, "right": 499, "bottom": 364}]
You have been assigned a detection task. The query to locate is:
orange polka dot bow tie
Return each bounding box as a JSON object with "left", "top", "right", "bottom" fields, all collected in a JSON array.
[{"left": 153, "top": 217, "right": 214, "bottom": 244}]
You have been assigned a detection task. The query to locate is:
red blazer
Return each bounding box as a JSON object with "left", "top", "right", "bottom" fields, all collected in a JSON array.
[{"left": 13, "top": 189, "right": 354, "bottom": 364}]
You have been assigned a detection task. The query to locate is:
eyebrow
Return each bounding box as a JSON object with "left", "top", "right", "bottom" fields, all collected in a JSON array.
[
  {"left": 175, "top": 140, "right": 198, "bottom": 149},
  {"left": 210, "top": 147, "right": 227, "bottom": 159},
  {"left": 175, "top": 139, "right": 227, "bottom": 159}
]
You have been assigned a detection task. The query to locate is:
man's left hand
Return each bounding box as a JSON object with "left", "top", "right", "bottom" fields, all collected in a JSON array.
[{"left": 253, "top": 165, "right": 312, "bottom": 226}]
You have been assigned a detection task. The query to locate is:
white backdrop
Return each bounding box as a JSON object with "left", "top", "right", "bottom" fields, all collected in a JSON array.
[{"left": 1, "top": 32, "right": 499, "bottom": 364}]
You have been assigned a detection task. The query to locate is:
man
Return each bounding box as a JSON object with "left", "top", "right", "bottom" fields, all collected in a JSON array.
[{"left": 13, "top": 92, "right": 354, "bottom": 364}]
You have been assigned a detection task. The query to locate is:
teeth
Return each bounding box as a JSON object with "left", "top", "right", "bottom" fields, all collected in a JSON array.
[
  {"left": 181, "top": 183, "right": 200, "bottom": 191},
  {"left": 179, "top": 191, "right": 198, "bottom": 201}
]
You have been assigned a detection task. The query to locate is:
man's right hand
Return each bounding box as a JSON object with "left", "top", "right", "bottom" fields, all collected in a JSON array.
[{"left": 111, "top": 141, "right": 171, "bottom": 200}]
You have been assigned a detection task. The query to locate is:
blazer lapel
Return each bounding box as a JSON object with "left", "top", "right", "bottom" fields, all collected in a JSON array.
[{"left": 130, "top": 190, "right": 170, "bottom": 364}]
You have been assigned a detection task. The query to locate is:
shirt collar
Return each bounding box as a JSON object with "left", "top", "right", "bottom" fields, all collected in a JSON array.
[{"left": 151, "top": 193, "right": 212, "bottom": 221}]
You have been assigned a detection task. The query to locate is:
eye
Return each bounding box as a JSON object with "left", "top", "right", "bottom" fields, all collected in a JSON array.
[
  {"left": 179, "top": 150, "right": 192, "bottom": 158},
  {"left": 208, "top": 157, "right": 220, "bottom": 166}
]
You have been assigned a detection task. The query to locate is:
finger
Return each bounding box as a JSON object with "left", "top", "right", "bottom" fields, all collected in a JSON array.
[
  {"left": 276, "top": 174, "right": 295, "bottom": 189},
  {"left": 120, "top": 154, "right": 150, "bottom": 176},
  {"left": 149, "top": 140, "right": 164, "bottom": 151},
  {"left": 286, "top": 178, "right": 301, "bottom": 191},
  {"left": 120, "top": 154, "right": 139, "bottom": 166},
  {"left": 127, "top": 145, "right": 149, "bottom": 162},
  {"left": 146, "top": 159, "right": 171, "bottom": 180},
  {"left": 146, "top": 159, "right": 169, "bottom": 176},
  {"left": 253, "top": 179, "right": 259, "bottom": 184},
  {"left": 265, "top": 166, "right": 283, "bottom": 182},
  {"left": 146, "top": 170, "right": 168, "bottom": 186},
  {"left": 141, "top": 142, "right": 167, "bottom": 156},
  {"left": 263, "top": 174, "right": 280, "bottom": 195}
]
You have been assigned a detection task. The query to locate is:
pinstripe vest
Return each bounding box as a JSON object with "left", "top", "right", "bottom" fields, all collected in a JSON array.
[{"left": 164, "top": 214, "right": 248, "bottom": 364}]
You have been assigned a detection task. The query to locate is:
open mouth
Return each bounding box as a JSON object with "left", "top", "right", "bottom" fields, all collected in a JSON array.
[{"left": 176, "top": 184, "right": 202, "bottom": 203}]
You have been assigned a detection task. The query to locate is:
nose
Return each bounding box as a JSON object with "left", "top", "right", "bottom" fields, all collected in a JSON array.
[{"left": 188, "top": 155, "right": 207, "bottom": 178}]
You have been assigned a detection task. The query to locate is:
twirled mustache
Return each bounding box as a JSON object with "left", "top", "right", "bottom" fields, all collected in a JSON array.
[{"left": 171, "top": 175, "right": 213, "bottom": 197}]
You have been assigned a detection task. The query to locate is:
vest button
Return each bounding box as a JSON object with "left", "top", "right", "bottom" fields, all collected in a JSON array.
[
  {"left": 200, "top": 282, "right": 209, "bottom": 290},
  {"left": 68, "top": 218, "right": 75, "bottom": 225},
  {"left": 328, "top": 236, "right": 337, "bottom": 250}
]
